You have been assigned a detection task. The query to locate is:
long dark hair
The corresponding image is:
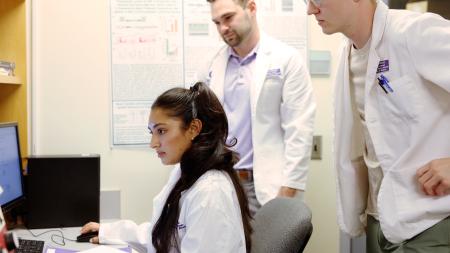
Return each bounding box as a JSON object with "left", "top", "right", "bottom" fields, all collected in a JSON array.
[{"left": 151, "top": 82, "right": 252, "bottom": 253}]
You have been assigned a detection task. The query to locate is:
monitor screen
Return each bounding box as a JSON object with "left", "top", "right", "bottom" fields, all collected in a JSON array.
[
  {"left": 0, "top": 122, "right": 24, "bottom": 210},
  {"left": 26, "top": 154, "right": 100, "bottom": 228}
]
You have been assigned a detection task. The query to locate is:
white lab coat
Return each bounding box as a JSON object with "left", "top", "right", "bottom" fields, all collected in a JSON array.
[
  {"left": 99, "top": 168, "right": 246, "bottom": 253},
  {"left": 196, "top": 33, "right": 316, "bottom": 205},
  {"left": 334, "top": 1, "right": 450, "bottom": 243}
]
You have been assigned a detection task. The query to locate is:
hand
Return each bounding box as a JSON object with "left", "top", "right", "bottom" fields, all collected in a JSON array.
[
  {"left": 80, "top": 222, "right": 100, "bottom": 244},
  {"left": 277, "top": 186, "right": 300, "bottom": 197},
  {"left": 416, "top": 158, "right": 450, "bottom": 196}
]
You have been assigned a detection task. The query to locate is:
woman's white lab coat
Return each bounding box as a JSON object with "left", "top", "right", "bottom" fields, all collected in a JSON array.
[
  {"left": 334, "top": 1, "right": 450, "bottom": 244},
  {"left": 98, "top": 168, "right": 246, "bottom": 253}
]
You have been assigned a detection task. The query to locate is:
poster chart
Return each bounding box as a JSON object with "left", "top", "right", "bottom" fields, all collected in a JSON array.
[{"left": 110, "top": 0, "right": 307, "bottom": 146}]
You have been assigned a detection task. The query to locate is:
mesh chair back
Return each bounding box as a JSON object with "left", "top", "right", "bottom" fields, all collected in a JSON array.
[{"left": 251, "top": 197, "right": 313, "bottom": 253}]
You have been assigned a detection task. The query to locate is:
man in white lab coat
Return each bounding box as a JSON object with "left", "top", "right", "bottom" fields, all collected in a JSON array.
[
  {"left": 307, "top": 0, "right": 450, "bottom": 252},
  {"left": 199, "top": 0, "right": 316, "bottom": 215}
]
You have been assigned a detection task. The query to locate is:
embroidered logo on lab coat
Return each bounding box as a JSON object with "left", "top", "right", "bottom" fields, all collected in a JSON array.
[
  {"left": 177, "top": 223, "right": 186, "bottom": 230},
  {"left": 377, "top": 60, "right": 389, "bottom": 73}
]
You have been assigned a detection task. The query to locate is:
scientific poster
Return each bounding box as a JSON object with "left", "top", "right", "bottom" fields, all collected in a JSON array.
[
  {"left": 110, "top": 0, "right": 183, "bottom": 145},
  {"left": 111, "top": 0, "right": 307, "bottom": 146}
]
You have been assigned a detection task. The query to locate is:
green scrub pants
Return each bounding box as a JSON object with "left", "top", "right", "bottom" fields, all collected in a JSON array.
[{"left": 367, "top": 215, "right": 450, "bottom": 253}]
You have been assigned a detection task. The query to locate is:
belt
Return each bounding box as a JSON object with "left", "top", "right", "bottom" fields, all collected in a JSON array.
[{"left": 236, "top": 169, "right": 253, "bottom": 182}]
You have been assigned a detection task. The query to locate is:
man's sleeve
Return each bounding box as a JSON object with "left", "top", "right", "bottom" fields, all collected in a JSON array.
[
  {"left": 280, "top": 50, "right": 316, "bottom": 190},
  {"left": 406, "top": 13, "right": 450, "bottom": 93}
]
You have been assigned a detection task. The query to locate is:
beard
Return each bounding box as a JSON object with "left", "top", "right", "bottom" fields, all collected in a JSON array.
[{"left": 222, "top": 30, "right": 243, "bottom": 47}]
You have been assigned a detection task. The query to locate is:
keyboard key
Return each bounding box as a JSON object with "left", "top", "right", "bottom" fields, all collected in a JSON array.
[{"left": 16, "top": 238, "right": 45, "bottom": 253}]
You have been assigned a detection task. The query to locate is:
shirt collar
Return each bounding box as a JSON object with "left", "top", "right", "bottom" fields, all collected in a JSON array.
[{"left": 227, "top": 43, "right": 260, "bottom": 65}]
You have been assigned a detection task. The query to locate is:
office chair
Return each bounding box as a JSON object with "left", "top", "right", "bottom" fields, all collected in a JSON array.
[{"left": 251, "top": 197, "right": 313, "bottom": 253}]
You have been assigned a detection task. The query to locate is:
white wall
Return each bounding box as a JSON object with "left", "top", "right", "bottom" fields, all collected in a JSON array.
[
  {"left": 31, "top": 1, "right": 342, "bottom": 252},
  {"left": 304, "top": 16, "right": 343, "bottom": 253},
  {"left": 31, "top": 0, "right": 171, "bottom": 223}
]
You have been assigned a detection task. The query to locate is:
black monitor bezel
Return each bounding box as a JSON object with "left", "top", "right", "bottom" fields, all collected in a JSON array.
[{"left": 0, "top": 122, "right": 25, "bottom": 212}]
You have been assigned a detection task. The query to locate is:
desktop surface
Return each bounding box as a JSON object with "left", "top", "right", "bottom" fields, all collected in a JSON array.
[
  {"left": 14, "top": 227, "right": 97, "bottom": 252},
  {"left": 13, "top": 227, "right": 136, "bottom": 253}
]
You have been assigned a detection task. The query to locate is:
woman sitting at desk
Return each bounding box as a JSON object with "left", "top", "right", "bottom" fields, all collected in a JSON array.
[{"left": 81, "top": 82, "right": 252, "bottom": 253}]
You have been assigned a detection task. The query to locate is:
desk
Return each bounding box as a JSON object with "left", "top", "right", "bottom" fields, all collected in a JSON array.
[{"left": 13, "top": 227, "right": 137, "bottom": 253}]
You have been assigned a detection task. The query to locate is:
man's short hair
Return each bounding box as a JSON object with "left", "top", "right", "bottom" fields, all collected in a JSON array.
[{"left": 206, "top": 0, "right": 248, "bottom": 8}]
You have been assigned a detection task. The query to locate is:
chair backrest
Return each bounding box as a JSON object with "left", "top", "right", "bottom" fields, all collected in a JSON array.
[{"left": 251, "top": 197, "right": 313, "bottom": 253}]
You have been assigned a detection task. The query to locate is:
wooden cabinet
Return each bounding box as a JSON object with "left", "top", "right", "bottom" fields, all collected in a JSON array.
[{"left": 0, "top": 0, "right": 28, "bottom": 157}]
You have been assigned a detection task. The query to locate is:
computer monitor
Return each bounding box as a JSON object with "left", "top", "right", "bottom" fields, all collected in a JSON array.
[
  {"left": 0, "top": 122, "right": 25, "bottom": 212},
  {"left": 26, "top": 154, "right": 100, "bottom": 229}
]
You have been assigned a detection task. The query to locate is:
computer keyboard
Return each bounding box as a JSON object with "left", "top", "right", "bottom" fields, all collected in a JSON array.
[{"left": 16, "top": 238, "right": 45, "bottom": 253}]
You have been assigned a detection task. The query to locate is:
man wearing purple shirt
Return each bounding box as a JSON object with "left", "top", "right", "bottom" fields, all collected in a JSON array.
[{"left": 197, "top": 0, "right": 316, "bottom": 215}]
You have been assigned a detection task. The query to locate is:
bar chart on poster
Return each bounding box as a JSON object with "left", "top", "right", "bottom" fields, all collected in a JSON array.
[{"left": 110, "top": 0, "right": 308, "bottom": 146}]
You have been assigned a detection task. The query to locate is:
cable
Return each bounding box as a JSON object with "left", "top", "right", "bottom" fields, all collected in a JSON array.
[{"left": 25, "top": 228, "right": 77, "bottom": 246}]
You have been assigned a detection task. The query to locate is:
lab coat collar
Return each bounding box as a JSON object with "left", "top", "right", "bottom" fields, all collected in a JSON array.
[
  {"left": 209, "top": 48, "right": 228, "bottom": 103},
  {"left": 342, "top": 0, "right": 390, "bottom": 103},
  {"left": 150, "top": 166, "right": 181, "bottom": 226},
  {"left": 371, "top": 1, "right": 389, "bottom": 50},
  {"left": 251, "top": 32, "right": 272, "bottom": 112},
  {"left": 364, "top": 0, "right": 389, "bottom": 101}
]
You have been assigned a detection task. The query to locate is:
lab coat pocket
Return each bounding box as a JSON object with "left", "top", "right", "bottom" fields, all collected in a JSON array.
[
  {"left": 263, "top": 74, "right": 282, "bottom": 90},
  {"left": 388, "top": 167, "right": 423, "bottom": 224},
  {"left": 378, "top": 75, "right": 419, "bottom": 120}
]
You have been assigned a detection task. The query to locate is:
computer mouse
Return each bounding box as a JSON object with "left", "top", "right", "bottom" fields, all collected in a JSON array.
[{"left": 76, "top": 231, "right": 99, "bottom": 243}]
